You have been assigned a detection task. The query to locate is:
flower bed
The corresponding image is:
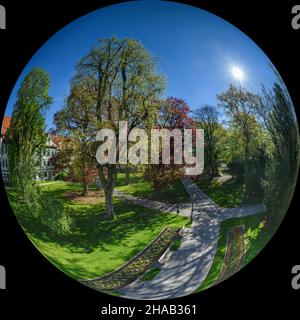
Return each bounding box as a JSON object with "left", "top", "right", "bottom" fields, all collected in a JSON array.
[
  {"left": 82, "top": 227, "right": 181, "bottom": 291},
  {"left": 216, "top": 224, "right": 246, "bottom": 283}
]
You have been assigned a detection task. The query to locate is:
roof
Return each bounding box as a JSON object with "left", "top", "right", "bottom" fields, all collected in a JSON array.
[{"left": 1, "top": 116, "right": 11, "bottom": 136}]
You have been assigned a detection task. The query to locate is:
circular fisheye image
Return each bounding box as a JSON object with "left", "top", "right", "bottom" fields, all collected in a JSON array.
[{"left": 1, "top": 1, "right": 299, "bottom": 299}]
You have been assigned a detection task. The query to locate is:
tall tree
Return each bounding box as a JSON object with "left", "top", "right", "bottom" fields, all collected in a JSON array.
[
  {"left": 54, "top": 78, "right": 97, "bottom": 195},
  {"left": 73, "top": 37, "right": 165, "bottom": 219},
  {"left": 194, "top": 105, "right": 220, "bottom": 178},
  {"left": 259, "top": 82, "right": 299, "bottom": 219},
  {"left": 217, "top": 85, "right": 260, "bottom": 199},
  {"left": 7, "top": 68, "right": 72, "bottom": 235},
  {"left": 145, "top": 97, "right": 194, "bottom": 192},
  {"left": 7, "top": 67, "right": 53, "bottom": 199}
]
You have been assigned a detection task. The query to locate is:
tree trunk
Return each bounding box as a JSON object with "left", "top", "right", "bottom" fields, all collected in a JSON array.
[
  {"left": 81, "top": 163, "right": 89, "bottom": 196},
  {"left": 212, "top": 153, "right": 220, "bottom": 177},
  {"left": 244, "top": 138, "right": 250, "bottom": 201},
  {"left": 98, "top": 164, "right": 116, "bottom": 220},
  {"left": 81, "top": 181, "right": 89, "bottom": 196},
  {"left": 104, "top": 186, "right": 115, "bottom": 219},
  {"left": 125, "top": 166, "right": 130, "bottom": 185}
]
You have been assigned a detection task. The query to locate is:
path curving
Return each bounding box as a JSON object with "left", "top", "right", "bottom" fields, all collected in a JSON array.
[
  {"left": 116, "top": 178, "right": 265, "bottom": 300},
  {"left": 114, "top": 189, "right": 192, "bottom": 217}
]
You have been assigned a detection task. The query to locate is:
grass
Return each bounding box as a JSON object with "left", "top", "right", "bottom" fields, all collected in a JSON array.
[
  {"left": 169, "top": 239, "right": 182, "bottom": 251},
  {"left": 140, "top": 267, "right": 161, "bottom": 281},
  {"left": 7, "top": 181, "right": 188, "bottom": 280},
  {"left": 116, "top": 172, "right": 190, "bottom": 204},
  {"left": 194, "top": 211, "right": 273, "bottom": 293},
  {"left": 196, "top": 178, "right": 245, "bottom": 208}
]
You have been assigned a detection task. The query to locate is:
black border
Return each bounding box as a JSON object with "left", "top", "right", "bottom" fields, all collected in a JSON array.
[{"left": 0, "top": 0, "right": 299, "bottom": 318}]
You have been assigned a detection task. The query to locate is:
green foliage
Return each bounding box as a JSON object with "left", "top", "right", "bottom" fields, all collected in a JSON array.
[
  {"left": 140, "top": 267, "right": 161, "bottom": 281},
  {"left": 72, "top": 37, "right": 166, "bottom": 218},
  {"left": 38, "top": 194, "right": 72, "bottom": 235},
  {"left": 196, "top": 178, "right": 245, "bottom": 208},
  {"left": 217, "top": 85, "right": 265, "bottom": 200},
  {"left": 195, "top": 212, "right": 271, "bottom": 292},
  {"left": 194, "top": 105, "right": 221, "bottom": 177},
  {"left": 6, "top": 67, "right": 72, "bottom": 235},
  {"left": 7, "top": 67, "right": 53, "bottom": 193},
  {"left": 260, "top": 82, "right": 300, "bottom": 221},
  {"left": 169, "top": 239, "right": 182, "bottom": 251},
  {"left": 117, "top": 173, "right": 190, "bottom": 204},
  {"left": 54, "top": 79, "right": 98, "bottom": 193},
  {"left": 8, "top": 181, "right": 188, "bottom": 279},
  {"left": 55, "top": 169, "right": 70, "bottom": 181}
]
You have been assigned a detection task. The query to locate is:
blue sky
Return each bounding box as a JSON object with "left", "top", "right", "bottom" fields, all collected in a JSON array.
[{"left": 5, "top": 0, "right": 278, "bottom": 129}]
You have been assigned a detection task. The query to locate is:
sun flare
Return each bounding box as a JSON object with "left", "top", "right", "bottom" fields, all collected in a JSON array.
[{"left": 230, "top": 65, "right": 245, "bottom": 82}]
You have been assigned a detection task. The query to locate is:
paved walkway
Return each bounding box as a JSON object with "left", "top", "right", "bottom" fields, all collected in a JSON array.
[
  {"left": 117, "top": 178, "right": 265, "bottom": 300},
  {"left": 114, "top": 189, "right": 192, "bottom": 217}
]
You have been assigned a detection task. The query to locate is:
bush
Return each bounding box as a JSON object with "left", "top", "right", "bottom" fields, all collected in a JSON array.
[
  {"left": 55, "top": 169, "right": 69, "bottom": 181},
  {"left": 227, "top": 159, "right": 244, "bottom": 182},
  {"left": 38, "top": 194, "right": 72, "bottom": 235},
  {"left": 169, "top": 239, "right": 182, "bottom": 251}
]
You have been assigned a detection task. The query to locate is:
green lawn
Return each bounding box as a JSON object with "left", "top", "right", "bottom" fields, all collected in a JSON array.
[
  {"left": 7, "top": 181, "right": 189, "bottom": 280},
  {"left": 116, "top": 172, "right": 190, "bottom": 204},
  {"left": 140, "top": 267, "right": 161, "bottom": 281},
  {"left": 169, "top": 239, "right": 182, "bottom": 251},
  {"left": 194, "top": 211, "right": 273, "bottom": 293},
  {"left": 195, "top": 178, "right": 245, "bottom": 208}
]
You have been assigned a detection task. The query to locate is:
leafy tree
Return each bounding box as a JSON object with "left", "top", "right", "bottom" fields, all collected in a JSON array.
[
  {"left": 145, "top": 97, "right": 194, "bottom": 192},
  {"left": 259, "top": 82, "right": 299, "bottom": 221},
  {"left": 54, "top": 79, "right": 98, "bottom": 195},
  {"left": 217, "top": 85, "right": 261, "bottom": 200},
  {"left": 73, "top": 37, "right": 165, "bottom": 219},
  {"left": 7, "top": 67, "right": 53, "bottom": 203},
  {"left": 194, "top": 105, "right": 220, "bottom": 178},
  {"left": 50, "top": 136, "right": 74, "bottom": 180},
  {"left": 158, "top": 97, "right": 194, "bottom": 128},
  {"left": 7, "top": 68, "right": 72, "bottom": 235}
]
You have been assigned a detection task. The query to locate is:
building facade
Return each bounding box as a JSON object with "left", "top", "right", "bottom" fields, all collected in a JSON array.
[{"left": 0, "top": 116, "right": 58, "bottom": 184}]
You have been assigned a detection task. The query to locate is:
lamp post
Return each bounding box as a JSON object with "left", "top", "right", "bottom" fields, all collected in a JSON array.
[{"left": 190, "top": 194, "right": 195, "bottom": 223}]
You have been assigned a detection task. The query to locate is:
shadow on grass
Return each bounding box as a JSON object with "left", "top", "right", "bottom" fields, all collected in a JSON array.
[
  {"left": 196, "top": 178, "right": 245, "bottom": 208},
  {"left": 7, "top": 181, "right": 188, "bottom": 279},
  {"left": 194, "top": 211, "right": 275, "bottom": 293},
  {"left": 196, "top": 177, "right": 265, "bottom": 208},
  {"left": 117, "top": 176, "right": 190, "bottom": 204}
]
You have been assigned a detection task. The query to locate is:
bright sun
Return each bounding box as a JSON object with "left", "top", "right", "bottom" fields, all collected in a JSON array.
[{"left": 230, "top": 66, "right": 245, "bottom": 82}]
